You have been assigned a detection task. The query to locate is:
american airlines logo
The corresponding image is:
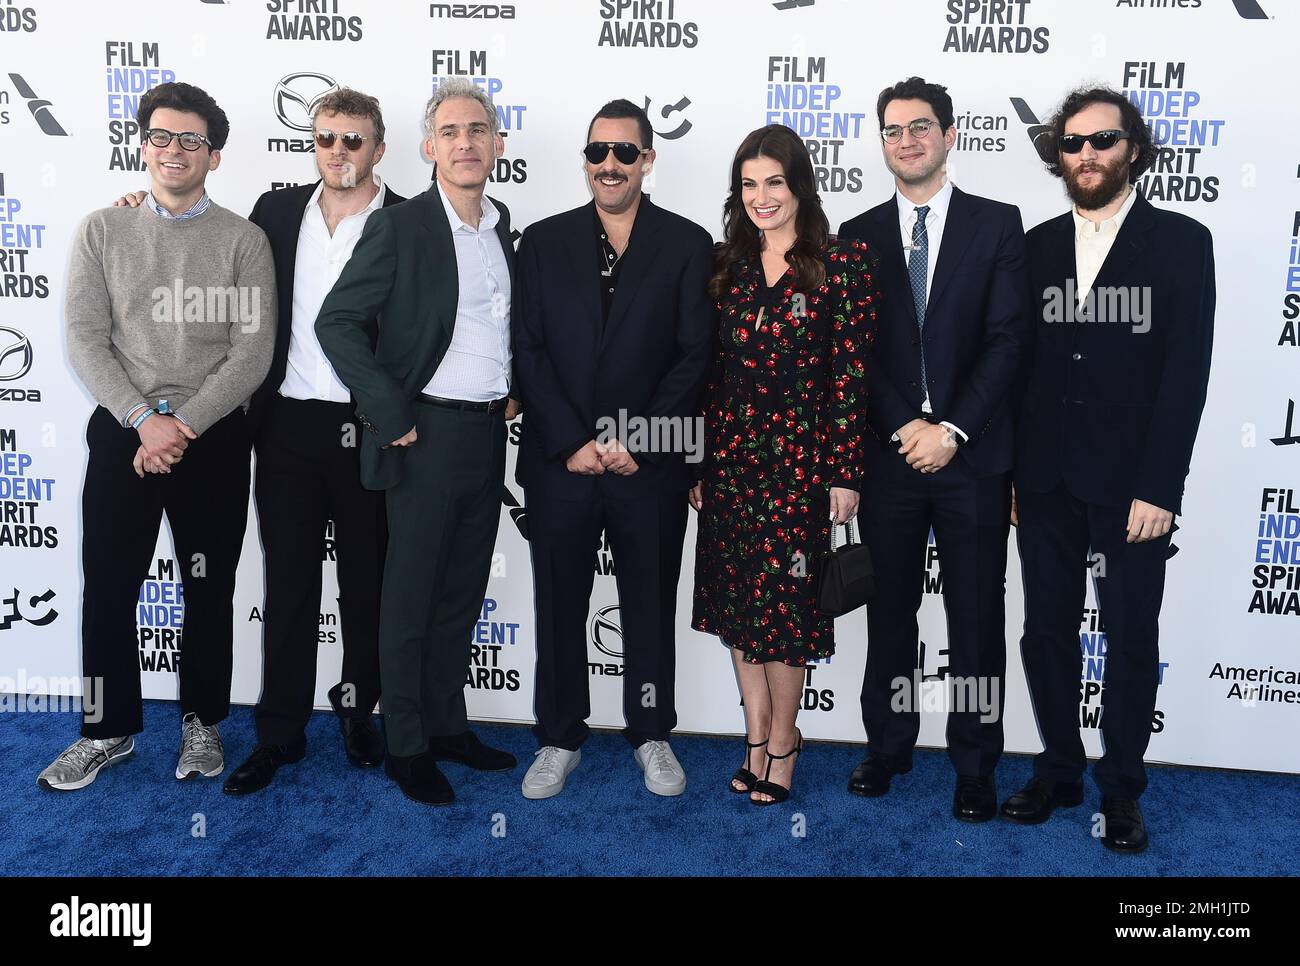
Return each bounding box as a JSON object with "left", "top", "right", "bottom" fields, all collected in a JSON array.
[
  {"left": 1231, "top": 0, "right": 1268, "bottom": 17},
  {"left": 6, "top": 74, "right": 67, "bottom": 136}
]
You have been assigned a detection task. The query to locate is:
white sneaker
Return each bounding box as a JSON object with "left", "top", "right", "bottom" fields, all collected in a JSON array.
[
  {"left": 634, "top": 740, "right": 686, "bottom": 796},
  {"left": 522, "top": 746, "right": 580, "bottom": 800}
]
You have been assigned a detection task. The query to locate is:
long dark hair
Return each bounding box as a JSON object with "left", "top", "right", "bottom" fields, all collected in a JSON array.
[{"left": 709, "top": 124, "right": 829, "bottom": 299}]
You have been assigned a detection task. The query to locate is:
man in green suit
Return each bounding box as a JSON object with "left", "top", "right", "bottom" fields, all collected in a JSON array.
[{"left": 316, "top": 78, "right": 519, "bottom": 806}]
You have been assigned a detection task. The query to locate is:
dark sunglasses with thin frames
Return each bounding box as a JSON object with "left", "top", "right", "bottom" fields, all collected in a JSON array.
[
  {"left": 143, "top": 128, "right": 212, "bottom": 151},
  {"left": 315, "top": 129, "right": 372, "bottom": 152},
  {"left": 1058, "top": 130, "right": 1128, "bottom": 154},
  {"left": 583, "top": 141, "right": 649, "bottom": 165}
]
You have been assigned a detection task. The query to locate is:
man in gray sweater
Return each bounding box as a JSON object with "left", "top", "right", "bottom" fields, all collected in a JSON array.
[{"left": 39, "top": 82, "right": 276, "bottom": 790}]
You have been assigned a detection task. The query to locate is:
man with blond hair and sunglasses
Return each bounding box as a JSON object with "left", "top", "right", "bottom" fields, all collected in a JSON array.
[
  {"left": 120, "top": 88, "right": 410, "bottom": 792},
  {"left": 228, "top": 87, "right": 407, "bottom": 792}
]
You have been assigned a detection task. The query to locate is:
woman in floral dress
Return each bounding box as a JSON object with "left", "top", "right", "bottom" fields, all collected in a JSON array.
[{"left": 690, "top": 124, "right": 878, "bottom": 804}]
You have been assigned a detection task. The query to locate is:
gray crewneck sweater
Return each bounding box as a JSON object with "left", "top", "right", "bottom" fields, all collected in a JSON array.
[{"left": 65, "top": 201, "right": 276, "bottom": 435}]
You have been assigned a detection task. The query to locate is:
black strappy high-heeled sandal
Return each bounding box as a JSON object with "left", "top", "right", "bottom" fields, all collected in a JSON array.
[
  {"left": 730, "top": 738, "right": 768, "bottom": 794},
  {"left": 752, "top": 731, "right": 803, "bottom": 806}
]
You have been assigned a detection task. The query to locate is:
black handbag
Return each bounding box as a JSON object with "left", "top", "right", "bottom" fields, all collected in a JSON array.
[{"left": 815, "top": 517, "right": 874, "bottom": 617}]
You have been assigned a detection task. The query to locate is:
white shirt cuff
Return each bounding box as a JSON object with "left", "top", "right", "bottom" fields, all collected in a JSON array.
[{"left": 939, "top": 421, "right": 968, "bottom": 443}]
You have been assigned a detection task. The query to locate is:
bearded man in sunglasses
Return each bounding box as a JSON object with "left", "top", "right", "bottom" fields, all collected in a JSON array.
[
  {"left": 1005, "top": 87, "right": 1215, "bottom": 853},
  {"left": 512, "top": 99, "right": 714, "bottom": 800}
]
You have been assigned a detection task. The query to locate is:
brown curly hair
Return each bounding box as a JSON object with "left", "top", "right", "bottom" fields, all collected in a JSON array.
[{"left": 1045, "top": 86, "right": 1157, "bottom": 184}]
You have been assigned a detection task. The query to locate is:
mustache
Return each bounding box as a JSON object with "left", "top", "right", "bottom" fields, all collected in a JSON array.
[{"left": 595, "top": 170, "right": 627, "bottom": 181}]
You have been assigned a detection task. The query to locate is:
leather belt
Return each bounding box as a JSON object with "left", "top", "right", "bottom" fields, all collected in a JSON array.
[{"left": 417, "top": 393, "right": 508, "bottom": 413}]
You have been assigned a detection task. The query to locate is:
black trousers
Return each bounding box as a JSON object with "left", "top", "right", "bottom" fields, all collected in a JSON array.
[
  {"left": 80, "top": 406, "right": 250, "bottom": 738},
  {"left": 1016, "top": 482, "right": 1169, "bottom": 799},
  {"left": 252, "top": 395, "right": 385, "bottom": 745},
  {"left": 378, "top": 402, "right": 506, "bottom": 757},
  {"left": 526, "top": 487, "right": 688, "bottom": 751},
  {"left": 858, "top": 452, "right": 1010, "bottom": 778}
]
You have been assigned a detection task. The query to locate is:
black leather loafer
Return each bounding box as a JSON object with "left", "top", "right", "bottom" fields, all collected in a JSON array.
[
  {"left": 999, "top": 776, "right": 1085, "bottom": 824},
  {"left": 222, "top": 739, "right": 306, "bottom": 795},
  {"left": 847, "top": 754, "right": 911, "bottom": 798}
]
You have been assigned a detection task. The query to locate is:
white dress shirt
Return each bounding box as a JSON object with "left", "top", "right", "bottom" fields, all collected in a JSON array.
[
  {"left": 280, "top": 174, "right": 387, "bottom": 402},
  {"left": 1072, "top": 185, "right": 1138, "bottom": 302},
  {"left": 893, "top": 179, "right": 966, "bottom": 441},
  {"left": 422, "top": 180, "right": 512, "bottom": 402}
]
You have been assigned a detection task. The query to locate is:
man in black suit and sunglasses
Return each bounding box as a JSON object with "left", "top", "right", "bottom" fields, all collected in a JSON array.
[
  {"left": 512, "top": 99, "right": 714, "bottom": 800},
  {"left": 1004, "top": 87, "right": 1215, "bottom": 853}
]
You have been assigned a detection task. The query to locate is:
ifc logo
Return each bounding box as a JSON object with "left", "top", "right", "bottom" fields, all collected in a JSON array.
[
  {"left": 589, "top": 604, "right": 623, "bottom": 660},
  {"left": 0, "top": 327, "right": 33, "bottom": 381},
  {"left": 273, "top": 72, "right": 339, "bottom": 132}
]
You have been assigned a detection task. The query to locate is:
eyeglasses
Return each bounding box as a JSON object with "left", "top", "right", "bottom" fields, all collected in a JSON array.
[
  {"left": 144, "top": 128, "right": 212, "bottom": 151},
  {"left": 315, "top": 129, "right": 371, "bottom": 152},
  {"left": 583, "top": 141, "right": 649, "bottom": 165},
  {"left": 1058, "top": 130, "right": 1128, "bottom": 154},
  {"left": 880, "top": 119, "right": 937, "bottom": 143}
]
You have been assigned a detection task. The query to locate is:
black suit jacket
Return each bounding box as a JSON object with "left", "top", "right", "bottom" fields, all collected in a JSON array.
[
  {"left": 512, "top": 195, "right": 715, "bottom": 498},
  {"left": 246, "top": 179, "right": 407, "bottom": 438},
  {"left": 838, "top": 185, "right": 1031, "bottom": 478},
  {"left": 1015, "top": 192, "right": 1215, "bottom": 515},
  {"left": 314, "top": 185, "right": 515, "bottom": 491}
]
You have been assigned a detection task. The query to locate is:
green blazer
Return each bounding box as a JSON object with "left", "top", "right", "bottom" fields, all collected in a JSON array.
[{"left": 315, "top": 184, "right": 515, "bottom": 490}]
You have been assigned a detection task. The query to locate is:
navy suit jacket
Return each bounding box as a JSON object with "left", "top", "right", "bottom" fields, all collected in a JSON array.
[
  {"left": 246, "top": 179, "right": 407, "bottom": 438},
  {"left": 1015, "top": 192, "right": 1215, "bottom": 515},
  {"left": 838, "top": 185, "right": 1031, "bottom": 479},
  {"left": 512, "top": 195, "right": 715, "bottom": 499}
]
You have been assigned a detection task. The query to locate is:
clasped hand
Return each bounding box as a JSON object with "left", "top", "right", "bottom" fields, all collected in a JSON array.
[{"left": 566, "top": 439, "right": 638, "bottom": 476}]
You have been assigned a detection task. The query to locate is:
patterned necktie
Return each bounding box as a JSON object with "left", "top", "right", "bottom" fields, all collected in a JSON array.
[{"left": 908, "top": 204, "right": 930, "bottom": 398}]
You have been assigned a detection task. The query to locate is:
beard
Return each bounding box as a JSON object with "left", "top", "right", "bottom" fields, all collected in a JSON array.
[{"left": 1063, "top": 154, "right": 1130, "bottom": 210}]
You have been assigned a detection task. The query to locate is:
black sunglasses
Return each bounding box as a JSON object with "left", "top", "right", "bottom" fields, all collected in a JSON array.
[
  {"left": 315, "top": 129, "right": 371, "bottom": 152},
  {"left": 583, "top": 141, "right": 648, "bottom": 165},
  {"left": 144, "top": 128, "right": 211, "bottom": 151},
  {"left": 1058, "top": 129, "right": 1128, "bottom": 154}
]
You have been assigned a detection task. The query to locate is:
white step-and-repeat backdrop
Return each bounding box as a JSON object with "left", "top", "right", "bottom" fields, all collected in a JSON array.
[{"left": 1, "top": 0, "right": 1296, "bottom": 774}]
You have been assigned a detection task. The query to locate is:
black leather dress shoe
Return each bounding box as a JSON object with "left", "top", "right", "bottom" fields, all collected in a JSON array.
[
  {"left": 384, "top": 751, "right": 453, "bottom": 806},
  {"left": 222, "top": 739, "right": 306, "bottom": 795},
  {"left": 428, "top": 730, "right": 517, "bottom": 771},
  {"left": 1000, "top": 776, "right": 1085, "bottom": 824},
  {"left": 1100, "top": 796, "right": 1148, "bottom": 853},
  {"left": 847, "top": 754, "right": 911, "bottom": 797},
  {"left": 338, "top": 715, "right": 384, "bottom": 768},
  {"left": 953, "top": 775, "right": 997, "bottom": 823}
]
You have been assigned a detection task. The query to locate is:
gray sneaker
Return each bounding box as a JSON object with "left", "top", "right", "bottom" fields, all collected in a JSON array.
[
  {"left": 37, "top": 735, "right": 134, "bottom": 790},
  {"left": 176, "top": 712, "right": 224, "bottom": 779}
]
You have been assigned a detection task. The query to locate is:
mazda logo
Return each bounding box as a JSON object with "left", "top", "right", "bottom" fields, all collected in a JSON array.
[
  {"left": 589, "top": 604, "right": 623, "bottom": 659},
  {"left": 273, "top": 72, "right": 339, "bottom": 132},
  {"left": 0, "top": 327, "right": 33, "bottom": 382}
]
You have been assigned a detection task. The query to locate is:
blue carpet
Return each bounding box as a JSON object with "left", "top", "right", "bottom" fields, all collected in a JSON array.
[{"left": 2, "top": 699, "right": 1295, "bottom": 876}]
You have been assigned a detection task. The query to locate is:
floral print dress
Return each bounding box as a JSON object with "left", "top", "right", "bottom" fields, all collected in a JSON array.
[{"left": 691, "top": 240, "right": 878, "bottom": 665}]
